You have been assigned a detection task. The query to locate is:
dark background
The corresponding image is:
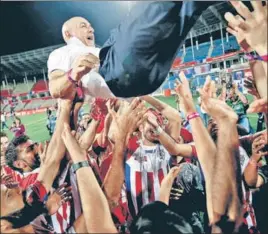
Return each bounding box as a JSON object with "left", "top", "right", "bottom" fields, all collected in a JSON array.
[{"left": 0, "top": 1, "right": 130, "bottom": 55}]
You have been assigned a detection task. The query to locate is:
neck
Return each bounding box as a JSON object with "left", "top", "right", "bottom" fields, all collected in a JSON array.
[{"left": 22, "top": 167, "right": 33, "bottom": 173}]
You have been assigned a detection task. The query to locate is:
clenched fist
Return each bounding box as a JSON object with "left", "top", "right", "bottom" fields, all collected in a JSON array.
[{"left": 70, "top": 53, "right": 100, "bottom": 81}]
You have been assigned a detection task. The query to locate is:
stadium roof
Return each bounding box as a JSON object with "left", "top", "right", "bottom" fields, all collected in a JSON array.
[{"left": 1, "top": 1, "right": 238, "bottom": 79}]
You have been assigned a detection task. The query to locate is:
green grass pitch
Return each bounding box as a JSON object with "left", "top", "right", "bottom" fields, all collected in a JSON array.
[{"left": 2, "top": 95, "right": 259, "bottom": 143}]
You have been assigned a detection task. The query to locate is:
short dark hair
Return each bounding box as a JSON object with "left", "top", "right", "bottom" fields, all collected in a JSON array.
[
  {"left": 0, "top": 132, "right": 7, "bottom": 138},
  {"left": 15, "top": 117, "right": 21, "bottom": 124},
  {"left": 5, "top": 135, "right": 30, "bottom": 172}
]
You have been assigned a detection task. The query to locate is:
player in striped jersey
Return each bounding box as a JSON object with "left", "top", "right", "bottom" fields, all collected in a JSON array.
[{"left": 124, "top": 108, "right": 198, "bottom": 218}]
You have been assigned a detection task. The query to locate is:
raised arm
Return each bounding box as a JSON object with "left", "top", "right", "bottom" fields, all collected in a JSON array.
[
  {"left": 37, "top": 91, "right": 75, "bottom": 192},
  {"left": 176, "top": 73, "right": 217, "bottom": 223},
  {"left": 102, "top": 99, "right": 146, "bottom": 209},
  {"left": 234, "top": 83, "right": 248, "bottom": 105},
  {"left": 61, "top": 123, "right": 117, "bottom": 233},
  {"left": 142, "top": 96, "right": 181, "bottom": 140},
  {"left": 78, "top": 119, "right": 100, "bottom": 151},
  {"left": 147, "top": 115, "right": 193, "bottom": 157},
  {"left": 198, "top": 77, "right": 242, "bottom": 229},
  {"left": 244, "top": 134, "right": 268, "bottom": 188},
  {"left": 226, "top": 1, "right": 267, "bottom": 76}
]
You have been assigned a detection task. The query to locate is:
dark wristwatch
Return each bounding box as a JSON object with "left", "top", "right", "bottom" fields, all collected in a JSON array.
[{"left": 72, "top": 160, "right": 90, "bottom": 173}]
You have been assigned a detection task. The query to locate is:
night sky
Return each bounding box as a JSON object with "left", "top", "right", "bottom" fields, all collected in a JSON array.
[
  {"left": 0, "top": 1, "right": 130, "bottom": 56},
  {"left": 0, "top": 1, "right": 254, "bottom": 56}
]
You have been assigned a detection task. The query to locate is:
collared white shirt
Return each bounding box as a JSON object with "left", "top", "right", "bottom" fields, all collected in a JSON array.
[{"left": 47, "top": 37, "right": 115, "bottom": 102}]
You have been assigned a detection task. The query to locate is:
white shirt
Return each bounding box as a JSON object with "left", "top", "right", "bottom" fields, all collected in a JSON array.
[
  {"left": 1, "top": 114, "right": 5, "bottom": 122},
  {"left": 47, "top": 37, "right": 115, "bottom": 102}
]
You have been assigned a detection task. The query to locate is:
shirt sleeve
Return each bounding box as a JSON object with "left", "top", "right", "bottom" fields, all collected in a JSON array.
[
  {"left": 258, "top": 165, "right": 268, "bottom": 185},
  {"left": 47, "top": 49, "right": 70, "bottom": 74}
]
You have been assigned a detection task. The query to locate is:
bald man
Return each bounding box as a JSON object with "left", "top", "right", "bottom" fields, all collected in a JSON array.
[
  {"left": 48, "top": 2, "right": 216, "bottom": 99},
  {"left": 48, "top": 17, "right": 114, "bottom": 102}
]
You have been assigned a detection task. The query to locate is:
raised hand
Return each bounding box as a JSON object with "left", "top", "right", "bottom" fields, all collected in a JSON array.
[
  {"left": 46, "top": 182, "right": 72, "bottom": 215},
  {"left": 61, "top": 123, "right": 87, "bottom": 163},
  {"left": 225, "top": 1, "right": 267, "bottom": 55},
  {"left": 37, "top": 141, "right": 49, "bottom": 165},
  {"left": 159, "top": 166, "right": 181, "bottom": 205},
  {"left": 0, "top": 174, "right": 19, "bottom": 189},
  {"left": 247, "top": 97, "right": 268, "bottom": 114},
  {"left": 224, "top": 13, "right": 252, "bottom": 52},
  {"left": 251, "top": 135, "right": 268, "bottom": 162},
  {"left": 71, "top": 53, "right": 100, "bottom": 81},
  {"left": 174, "top": 71, "right": 196, "bottom": 115},
  {"left": 199, "top": 76, "right": 238, "bottom": 122},
  {"left": 244, "top": 77, "right": 260, "bottom": 99},
  {"left": 109, "top": 98, "right": 147, "bottom": 143}
]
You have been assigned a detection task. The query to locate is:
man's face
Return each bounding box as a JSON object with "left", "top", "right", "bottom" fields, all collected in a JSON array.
[
  {"left": 71, "top": 18, "right": 95, "bottom": 47},
  {"left": 82, "top": 114, "right": 90, "bottom": 124},
  {"left": 141, "top": 112, "right": 160, "bottom": 143},
  {"left": 16, "top": 140, "right": 40, "bottom": 171},
  {"left": 0, "top": 137, "right": 9, "bottom": 156},
  {"left": 207, "top": 119, "right": 218, "bottom": 142},
  {"left": 0, "top": 184, "right": 24, "bottom": 217}
]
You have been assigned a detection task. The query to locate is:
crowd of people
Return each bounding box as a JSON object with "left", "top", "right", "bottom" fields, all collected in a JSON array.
[{"left": 1, "top": 1, "right": 268, "bottom": 234}]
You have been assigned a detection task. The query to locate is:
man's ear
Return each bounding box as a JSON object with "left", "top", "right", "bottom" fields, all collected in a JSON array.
[
  {"left": 13, "top": 160, "right": 27, "bottom": 170},
  {"left": 65, "top": 30, "right": 71, "bottom": 40},
  {"left": 138, "top": 124, "right": 144, "bottom": 133}
]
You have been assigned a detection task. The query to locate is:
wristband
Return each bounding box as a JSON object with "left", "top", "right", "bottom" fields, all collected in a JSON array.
[
  {"left": 244, "top": 52, "right": 267, "bottom": 62},
  {"left": 260, "top": 55, "right": 268, "bottom": 62},
  {"left": 187, "top": 112, "right": 200, "bottom": 121},
  {"left": 154, "top": 126, "right": 163, "bottom": 135},
  {"left": 67, "top": 69, "right": 78, "bottom": 86},
  {"left": 72, "top": 160, "right": 90, "bottom": 173}
]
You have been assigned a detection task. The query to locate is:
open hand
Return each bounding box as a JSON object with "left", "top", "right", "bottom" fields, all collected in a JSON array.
[
  {"left": 71, "top": 53, "right": 100, "bottom": 81},
  {"left": 174, "top": 72, "right": 196, "bottom": 115},
  {"left": 225, "top": 1, "right": 267, "bottom": 55},
  {"left": 0, "top": 174, "right": 19, "bottom": 189},
  {"left": 159, "top": 166, "right": 181, "bottom": 205},
  {"left": 251, "top": 135, "right": 268, "bottom": 162},
  {"left": 46, "top": 182, "right": 72, "bottom": 215},
  {"left": 109, "top": 98, "right": 147, "bottom": 143},
  {"left": 247, "top": 97, "right": 268, "bottom": 114},
  {"left": 199, "top": 76, "right": 238, "bottom": 122}
]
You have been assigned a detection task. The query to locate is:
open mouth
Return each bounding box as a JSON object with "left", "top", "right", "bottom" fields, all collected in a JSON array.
[{"left": 87, "top": 35, "right": 94, "bottom": 41}]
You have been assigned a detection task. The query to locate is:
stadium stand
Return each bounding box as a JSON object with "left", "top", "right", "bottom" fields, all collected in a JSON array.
[
  {"left": 40, "top": 99, "right": 57, "bottom": 108},
  {"left": 12, "top": 82, "right": 34, "bottom": 94},
  {"left": 0, "top": 89, "right": 12, "bottom": 97},
  {"left": 32, "top": 80, "right": 48, "bottom": 93}
]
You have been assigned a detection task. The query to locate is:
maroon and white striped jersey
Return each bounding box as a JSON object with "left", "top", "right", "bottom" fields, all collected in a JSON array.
[{"left": 125, "top": 137, "right": 171, "bottom": 217}]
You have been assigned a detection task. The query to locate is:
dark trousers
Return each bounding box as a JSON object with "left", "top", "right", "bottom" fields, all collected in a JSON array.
[
  {"left": 1, "top": 121, "right": 8, "bottom": 130},
  {"left": 100, "top": 1, "right": 217, "bottom": 97}
]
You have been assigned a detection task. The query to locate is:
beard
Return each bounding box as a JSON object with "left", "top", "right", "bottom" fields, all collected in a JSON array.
[{"left": 30, "top": 154, "right": 41, "bottom": 170}]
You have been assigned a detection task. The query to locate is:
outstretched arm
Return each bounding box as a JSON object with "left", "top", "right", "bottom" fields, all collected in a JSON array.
[
  {"left": 38, "top": 93, "right": 75, "bottom": 192},
  {"left": 103, "top": 99, "right": 146, "bottom": 209},
  {"left": 62, "top": 124, "right": 117, "bottom": 233},
  {"left": 78, "top": 119, "right": 100, "bottom": 151},
  {"left": 176, "top": 73, "right": 217, "bottom": 223}
]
